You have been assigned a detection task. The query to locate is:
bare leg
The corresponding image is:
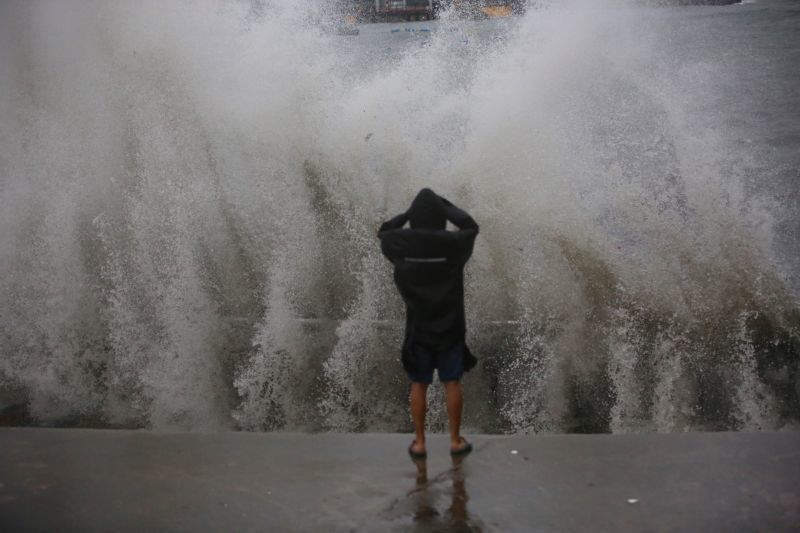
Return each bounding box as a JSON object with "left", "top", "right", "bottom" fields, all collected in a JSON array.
[
  {"left": 443, "top": 380, "right": 463, "bottom": 450},
  {"left": 410, "top": 382, "right": 428, "bottom": 454}
]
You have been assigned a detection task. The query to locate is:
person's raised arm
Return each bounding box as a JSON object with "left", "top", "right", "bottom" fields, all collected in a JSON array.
[
  {"left": 438, "top": 196, "right": 479, "bottom": 264},
  {"left": 378, "top": 212, "right": 409, "bottom": 235},
  {"left": 440, "top": 197, "right": 479, "bottom": 232},
  {"left": 378, "top": 212, "right": 410, "bottom": 264}
]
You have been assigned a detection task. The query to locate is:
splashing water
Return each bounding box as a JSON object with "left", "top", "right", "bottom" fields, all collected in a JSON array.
[{"left": 0, "top": 0, "right": 798, "bottom": 432}]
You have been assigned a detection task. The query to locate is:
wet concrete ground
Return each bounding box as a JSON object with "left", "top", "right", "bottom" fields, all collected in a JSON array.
[{"left": 0, "top": 429, "right": 798, "bottom": 532}]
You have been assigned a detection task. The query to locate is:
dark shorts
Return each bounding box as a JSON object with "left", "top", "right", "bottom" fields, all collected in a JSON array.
[{"left": 406, "top": 342, "right": 465, "bottom": 384}]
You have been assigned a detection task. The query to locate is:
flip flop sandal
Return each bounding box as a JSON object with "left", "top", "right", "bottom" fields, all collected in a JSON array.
[
  {"left": 408, "top": 441, "right": 427, "bottom": 460},
  {"left": 450, "top": 437, "right": 473, "bottom": 456}
]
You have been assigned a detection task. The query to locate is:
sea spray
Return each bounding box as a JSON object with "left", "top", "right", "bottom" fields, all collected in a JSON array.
[{"left": 0, "top": 0, "right": 797, "bottom": 432}]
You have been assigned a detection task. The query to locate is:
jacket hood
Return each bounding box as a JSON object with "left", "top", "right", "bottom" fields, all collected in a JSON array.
[{"left": 408, "top": 188, "right": 447, "bottom": 230}]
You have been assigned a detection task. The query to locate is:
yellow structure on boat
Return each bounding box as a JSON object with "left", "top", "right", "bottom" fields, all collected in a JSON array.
[{"left": 481, "top": 2, "right": 513, "bottom": 18}]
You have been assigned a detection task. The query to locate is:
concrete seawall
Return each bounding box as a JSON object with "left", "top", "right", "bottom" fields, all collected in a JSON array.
[{"left": 1, "top": 429, "right": 798, "bottom": 531}]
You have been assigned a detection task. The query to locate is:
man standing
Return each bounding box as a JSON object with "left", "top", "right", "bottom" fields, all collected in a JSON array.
[{"left": 378, "top": 188, "right": 479, "bottom": 458}]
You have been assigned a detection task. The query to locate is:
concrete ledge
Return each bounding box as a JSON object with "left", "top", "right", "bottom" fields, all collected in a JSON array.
[{"left": 1, "top": 429, "right": 798, "bottom": 532}]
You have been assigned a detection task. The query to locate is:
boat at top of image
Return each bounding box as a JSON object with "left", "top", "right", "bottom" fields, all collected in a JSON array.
[{"left": 342, "top": 1, "right": 526, "bottom": 23}]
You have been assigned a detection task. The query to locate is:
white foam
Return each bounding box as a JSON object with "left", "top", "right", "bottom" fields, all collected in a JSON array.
[{"left": 0, "top": 0, "right": 796, "bottom": 432}]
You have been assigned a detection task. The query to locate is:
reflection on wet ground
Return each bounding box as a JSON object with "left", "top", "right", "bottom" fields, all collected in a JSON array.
[
  {"left": 384, "top": 453, "right": 484, "bottom": 532},
  {"left": 2, "top": 430, "right": 798, "bottom": 531}
]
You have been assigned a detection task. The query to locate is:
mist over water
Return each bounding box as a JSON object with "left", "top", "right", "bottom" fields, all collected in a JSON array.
[{"left": 0, "top": 0, "right": 797, "bottom": 433}]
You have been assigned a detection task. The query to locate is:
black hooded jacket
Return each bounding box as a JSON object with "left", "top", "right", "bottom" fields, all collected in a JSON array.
[{"left": 378, "top": 190, "right": 479, "bottom": 374}]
